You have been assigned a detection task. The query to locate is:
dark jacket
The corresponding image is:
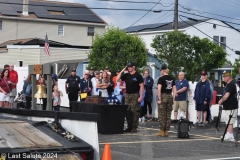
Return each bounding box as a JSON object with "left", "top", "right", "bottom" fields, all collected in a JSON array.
[
  {"left": 144, "top": 76, "right": 154, "bottom": 102},
  {"left": 80, "top": 78, "right": 92, "bottom": 96},
  {"left": 193, "top": 80, "right": 211, "bottom": 104}
]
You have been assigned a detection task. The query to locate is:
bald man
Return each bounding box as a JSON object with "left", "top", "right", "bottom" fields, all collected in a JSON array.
[{"left": 174, "top": 72, "right": 189, "bottom": 119}]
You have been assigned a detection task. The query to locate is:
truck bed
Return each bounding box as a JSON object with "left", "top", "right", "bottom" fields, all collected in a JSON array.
[{"left": 0, "top": 117, "right": 93, "bottom": 160}]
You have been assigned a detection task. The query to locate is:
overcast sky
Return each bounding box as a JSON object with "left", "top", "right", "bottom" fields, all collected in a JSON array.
[{"left": 57, "top": 0, "right": 240, "bottom": 29}]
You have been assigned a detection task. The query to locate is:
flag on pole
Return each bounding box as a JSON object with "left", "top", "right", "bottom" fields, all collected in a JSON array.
[{"left": 44, "top": 34, "right": 50, "bottom": 56}]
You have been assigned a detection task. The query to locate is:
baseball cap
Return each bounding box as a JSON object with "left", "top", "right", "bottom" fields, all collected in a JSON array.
[
  {"left": 95, "top": 71, "right": 100, "bottom": 75},
  {"left": 90, "top": 66, "right": 95, "bottom": 70},
  {"left": 222, "top": 70, "right": 231, "bottom": 77},
  {"left": 72, "top": 68, "right": 76, "bottom": 72},
  {"left": 105, "top": 66, "right": 109, "bottom": 70},
  {"left": 116, "top": 69, "right": 121, "bottom": 72},
  {"left": 160, "top": 65, "right": 168, "bottom": 71},
  {"left": 201, "top": 70, "right": 207, "bottom": 76},
  {"left": 127, "top": 62, "right": 135, "bottom": 67}
]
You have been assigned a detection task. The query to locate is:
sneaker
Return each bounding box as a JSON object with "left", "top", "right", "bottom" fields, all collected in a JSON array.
[
  {"left": 123, "top": 128, "right": 132, "bottom": 132},
  {"left": 194, "top": 122, "right": 201, "bottom": 126},
  {"left": 225, "top": 137, "right": 235, "bottom": 142},
  {"left": 147, "top": 117, "right": 152, "bottom": 121},
  {"left": 202, "top": 122, "right": 208, "bottom": 127}
]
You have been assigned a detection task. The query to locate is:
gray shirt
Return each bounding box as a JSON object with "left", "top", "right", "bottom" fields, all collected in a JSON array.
[{"left": 235, "top": 74, "right": 240, "bottom": 85}]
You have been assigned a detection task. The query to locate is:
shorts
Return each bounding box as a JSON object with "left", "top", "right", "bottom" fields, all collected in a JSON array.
[
  {"left": 10, "top": 88, "right": 17, "bottom": 97},
  {"left": 0, "top": 92, "right": 10, "bottom": 101},
  {"left": 195, "top": 103, "right": 209, "bottom": 111},
  {"left": 174, "top": 101, "right": 187, "bottom": 112},
  {"left": 224, "top": 109, "right": 237, "bottom": 125}
]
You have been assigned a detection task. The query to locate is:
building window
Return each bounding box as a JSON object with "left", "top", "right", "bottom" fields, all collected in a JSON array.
[
  {"left": 87, "top": 27, "right": 94, "bottom": 36},
  {"left": 220, "top": 37, "right": 226, "bottom": 50},
  {"left": 213, "top": 36, "right": 226, "bottom": 50},
  {"left": 0, "top": 20, "right": 2, "bottom": 30},
  {"left": 213, "top": 36, "right": 219, "bottom": 46},
  {"left": 58, "top": 25, "right": 64, "bottom": 36}
]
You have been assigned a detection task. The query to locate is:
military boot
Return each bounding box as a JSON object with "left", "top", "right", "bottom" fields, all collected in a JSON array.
[
  {"left": 131, "top": 128, "right": 137, "bottom": 133},
  {"left": 164, "top": 130, "right": 169, "bottom": 137},
  {"left": 155, "top": 130, "right": 165, "bottom": 137}
]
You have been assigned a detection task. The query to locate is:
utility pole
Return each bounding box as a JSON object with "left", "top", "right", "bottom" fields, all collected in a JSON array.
[{"left": 173, "top": 0, "right": 178, "bottom": 30}]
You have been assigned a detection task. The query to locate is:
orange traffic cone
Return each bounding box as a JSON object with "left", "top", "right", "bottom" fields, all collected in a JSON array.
[{"left": 102, "top": 143, "right": 112, "bottom": 160}]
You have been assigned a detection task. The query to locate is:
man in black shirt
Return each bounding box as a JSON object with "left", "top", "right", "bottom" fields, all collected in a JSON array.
[
  {"left": 89, "top": 67, "right": 95, "bottom": 80},
  {"left": 156, "top": 66, "right": 176, "bottom": 137},
  {"left": 218, "top": 71, "right": 238, "bottom": 141},
  {"left": 65, "top": 68, "right": 81, "bottom": 112},
  {"left": 117, "top": 62, "right": 144, "bottom": 133}
]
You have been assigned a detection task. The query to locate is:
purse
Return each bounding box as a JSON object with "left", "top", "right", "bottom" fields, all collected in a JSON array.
[
  {"left": 3, "top": 78, "right": 12, "bottom": 95},
  {"left": 80, "top": 93, "right": 88, "bottom": 99}
]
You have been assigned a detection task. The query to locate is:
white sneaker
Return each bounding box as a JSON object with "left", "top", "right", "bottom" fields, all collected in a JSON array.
[{"left": 225, "top": 137, "right": 235, "bottom": 142}]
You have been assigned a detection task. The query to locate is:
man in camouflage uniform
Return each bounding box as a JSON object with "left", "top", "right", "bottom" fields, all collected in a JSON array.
[
  {"left": 117, "top": 62, "right": 144, "bottom": 133},
  {"left": 156, "top": 66, "right": 176, "bottom": 137}
]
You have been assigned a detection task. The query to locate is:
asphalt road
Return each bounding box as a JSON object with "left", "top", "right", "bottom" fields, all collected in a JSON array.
[{"left": 98, "top": 120, "right": 240, "bottom": 160}]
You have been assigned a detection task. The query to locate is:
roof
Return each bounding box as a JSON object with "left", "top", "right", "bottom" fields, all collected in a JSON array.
[
  {"left": 0, "top": 38, "right": 91, "bottom": 49},
  {"left": 215, "top": 64, "right": 234, "bottom": 70},
  {"left": 125, "top": 19, "right": 209, "bottom": 33},
  {"left": 0, "top": 0, "right": 107, "bottom": 24}
]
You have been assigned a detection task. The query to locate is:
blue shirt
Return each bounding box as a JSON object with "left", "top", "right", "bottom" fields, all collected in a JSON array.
[{"left": 175, "top": 79, "right": 189, "bottom": 101}]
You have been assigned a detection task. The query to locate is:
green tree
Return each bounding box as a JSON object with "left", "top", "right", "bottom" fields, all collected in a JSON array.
[
  {"left": 87, "top": 27, "right": 147, "bottom": 73},
  {"left": 229, "top": 58, "right": 240, "bottom": 78},
  {"left": 151, "top": 31, "right": 227, "bottom": 82}
]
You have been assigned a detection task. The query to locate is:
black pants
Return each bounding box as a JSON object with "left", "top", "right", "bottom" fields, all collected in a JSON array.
[
  {"left": 41, "top": 98, "right": 47, "bottom": 110},
  {"left": 68, "top": 90, "right": 79, "bottom": 112},
  {"left": 25, "top": 96, "right": 32, "bottom": 109},
  {"left": 142, "top": 101, "right": 152, "bottom": 115}
]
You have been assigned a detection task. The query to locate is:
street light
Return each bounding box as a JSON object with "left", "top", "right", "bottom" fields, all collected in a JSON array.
[
  {"left": 235, "top": 51, "right": 240, "bottom": 55},
  {"left": 152, "top": 10, "right": 162, "bottom": 13}
]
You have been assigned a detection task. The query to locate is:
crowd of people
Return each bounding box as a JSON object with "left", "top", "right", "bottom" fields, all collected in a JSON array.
[{"left": 0, "top": 63, "right": 238, "bottom": 141}]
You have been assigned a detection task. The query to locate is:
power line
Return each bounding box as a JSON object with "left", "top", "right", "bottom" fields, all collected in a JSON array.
[
  {"left": 179, "top": 15, "right": 236, "bottom": 52},
  {"left": 180, "top": 15, "right": 237, "bottom": 30},
  {"left": 179, "top": 10, "right": 240, "bottom": 26},
  {"left": 179, "top": 4, "right": 240, "bottom": 22},
  {"left": 98, "top": 0, "right": 240, "bottom": 22},
  {"left": 96, "top": 0, "right": 175, "bottom": 7},
  {"left": 214, "top": 0, "right": 239, "bottom": 8},
  {"left": 0, "top": 1, "right": 149, "bottom": 11},
  {"left": 149, "top": 7, "right": 174, "bottom": 24},
  {"left": 128, "top": 0, "right": 162, "bottom": 27}
]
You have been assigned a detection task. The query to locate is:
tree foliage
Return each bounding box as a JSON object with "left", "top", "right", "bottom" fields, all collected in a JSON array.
[
  {"left": 228, "top": 58, "right": 240, "bottom": 79},
  {"left": 87, "top": 27, "right": 147, "bottom": 73},
  {"left": 151, "top": 31, "right": 227, "bottom": 82}
]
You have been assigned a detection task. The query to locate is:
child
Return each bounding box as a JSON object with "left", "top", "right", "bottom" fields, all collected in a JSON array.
[{"left": 52, "top": 84, "right": 63, "bottom": 111}]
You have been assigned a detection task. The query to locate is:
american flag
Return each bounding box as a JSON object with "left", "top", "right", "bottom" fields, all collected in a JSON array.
[{"left": 44, "top": 34, "right": 50, "bottom": 56}]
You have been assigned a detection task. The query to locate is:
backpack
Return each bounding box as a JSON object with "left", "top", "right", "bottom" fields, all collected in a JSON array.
[{"left": 177, "top": 118, "right": 190, "bottom": 138}]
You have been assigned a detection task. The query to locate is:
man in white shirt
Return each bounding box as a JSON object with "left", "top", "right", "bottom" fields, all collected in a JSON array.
[{"left": 91, "top": 71, "right": 100, "bottom": 96}]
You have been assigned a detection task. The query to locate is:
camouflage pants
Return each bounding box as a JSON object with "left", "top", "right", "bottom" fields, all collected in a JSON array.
[
  {"left": 158, "top": 93, "right": 173, "bottom": 131},
  {"left": 125, "top": 93, "right": 141, "bottom": 129}
]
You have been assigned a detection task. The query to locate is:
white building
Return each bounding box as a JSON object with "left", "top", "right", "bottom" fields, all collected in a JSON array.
[
  {"left": 125, "top": 19, "right": 240, "bottom": 64},
  {"left": 0, "top": 0, "right": 107, "bottom": 47}
]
